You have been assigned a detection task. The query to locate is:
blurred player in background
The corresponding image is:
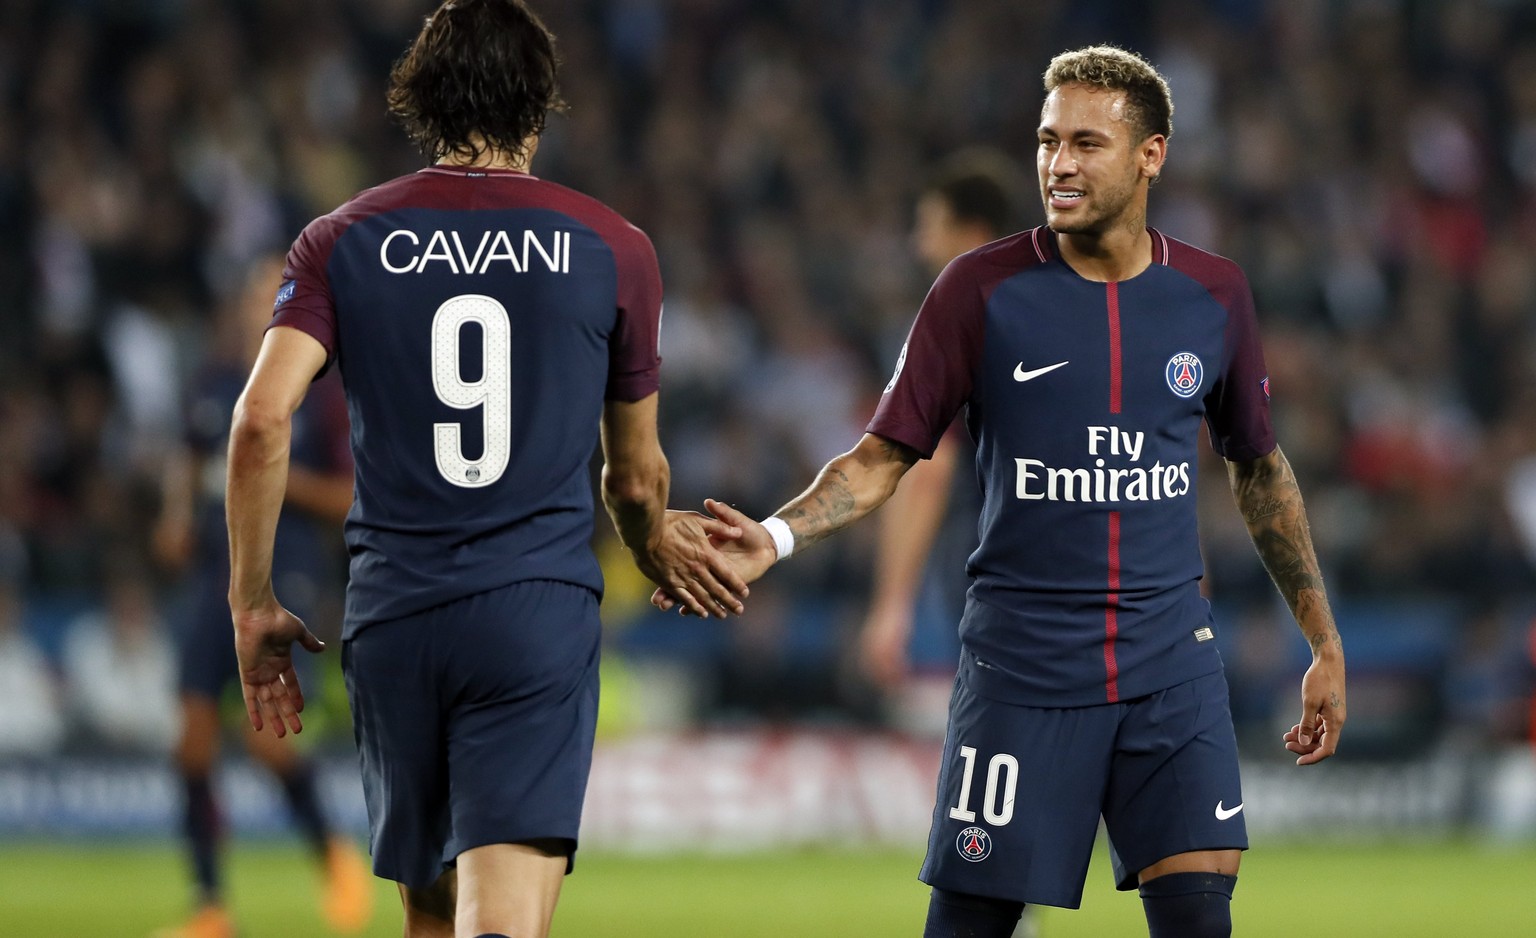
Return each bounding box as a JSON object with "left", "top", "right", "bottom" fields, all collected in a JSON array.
[
  {"left": 860, "top": 149, "right": 1022, "bottom": 694},
  {"left": 859, "top": 153, "right": 1039, "bottom": 938},
  {"left": 660, "top": 46, "right": 1347, "bottom": 938},
  {"left": 151, "top": 255, "right": 371, "bottom": 938},
  {"left": 223, "top": 2, "right": 748, "bottom": 937}
]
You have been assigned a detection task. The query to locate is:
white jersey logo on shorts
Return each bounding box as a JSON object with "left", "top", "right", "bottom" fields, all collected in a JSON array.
[{"left": 1215, "top": 800, "right": 1244, "bottom": 821}]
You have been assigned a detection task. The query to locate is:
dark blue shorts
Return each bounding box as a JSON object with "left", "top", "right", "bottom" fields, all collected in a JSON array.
[
  {"left": 920, "top": 666, "right": 1247, "bottom": 909},
  {"left": 341, "top": 579, "right": 600, "bottom": 890}
]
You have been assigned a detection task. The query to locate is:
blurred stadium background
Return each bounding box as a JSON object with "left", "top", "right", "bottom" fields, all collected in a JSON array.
[{"left": 3, "top": 0, "right": 1536, "bottom": 934}]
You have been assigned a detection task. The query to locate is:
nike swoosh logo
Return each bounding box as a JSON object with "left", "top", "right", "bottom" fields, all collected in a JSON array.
[
  {"left": 1013, "top": 360, "right": 1069, "bottom": 382},
  {"left": 1215, "top": 801, "right": 1244, "bottom": 821}
]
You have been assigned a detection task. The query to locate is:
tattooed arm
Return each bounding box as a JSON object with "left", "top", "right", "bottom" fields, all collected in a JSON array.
[
  {"left": 652, "top": 433, "right": 920, "bottom": 611},
  {"left": 779, "top": 433, "right": 920, "bottom": 549},
  {"left": 1227, "top": 445, "right": 1346, "bottom": 765}
]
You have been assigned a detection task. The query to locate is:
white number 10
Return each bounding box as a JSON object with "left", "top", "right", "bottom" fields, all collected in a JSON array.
[
  {"left": 948, "top": 745, "right": 1018, "bottom": 826},
  {"left": 431, "top": 294, "right": 511, "bottom": 488}
]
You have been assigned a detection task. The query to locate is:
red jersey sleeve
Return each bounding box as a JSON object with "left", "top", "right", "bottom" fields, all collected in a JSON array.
[
  {"left": 605, "top": 225, "right": 663, "bottom": 402},
  {"left": 271, "top": 215, "right": 343, "bottom": 367},
  {"left": 1204, "top": 267, "right": 1275, "bottom": 461},
  {"left": 867, "top": 257, "right": 987, "bottom": 458}
]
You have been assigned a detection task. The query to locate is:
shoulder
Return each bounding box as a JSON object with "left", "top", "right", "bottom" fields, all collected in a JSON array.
[
  {"left": 960, "top": 227, "right": 1054, "bottom": 277},
  {"left": 287, "top": 174, "right": 415, "bottom": 261},
  {"left": 529, "top": 177, "right": 656, "bottom": 257},
  {"left": 300, "top": 170, "right": 431, "bottom": 234},
  {"left": 932, "top": 227, "right": 1054, "bottom": 302},
  {"left": 1157, "top": 230, "right": 1252, "bottom": 308}
]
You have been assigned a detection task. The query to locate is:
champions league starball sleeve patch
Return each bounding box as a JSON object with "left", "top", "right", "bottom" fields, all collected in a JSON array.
[{"left": 273, "top": 279, "right": 297, "bottom": 310}]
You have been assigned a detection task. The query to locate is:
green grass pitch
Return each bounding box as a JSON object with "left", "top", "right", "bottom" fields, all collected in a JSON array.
[{"left": 2, "top": 839, "right": 1533, "bottom": 936}]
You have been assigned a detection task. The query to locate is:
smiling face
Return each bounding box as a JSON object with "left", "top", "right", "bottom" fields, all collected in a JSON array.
[{"left": 1037, "top": 82, "right": 1165, "bottom": 237}]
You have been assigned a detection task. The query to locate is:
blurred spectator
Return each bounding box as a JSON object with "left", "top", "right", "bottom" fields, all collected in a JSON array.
[
  {"left": 60, "top": 558, "right": 178, "bottom": 754},
  {"left": 0, "top": 544, "right": 65, "bottom": 759},
  {"left": 4, "top": 0, "right": 1536, "bottom": 738}
]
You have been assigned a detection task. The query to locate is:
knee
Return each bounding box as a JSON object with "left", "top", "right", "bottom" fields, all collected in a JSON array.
[
  {"left": 1139, "top": 872, "right": 1236, "bottom": 938},
  {"left": 403, "top": 875, "right": 456, "bottom": 938},
  {"left": 923, "top": 887, "right": 1025, "bottom": 938},
  {"left": 174, "top": 700, "right": 220, "bottom": 774},
  {"left": 174, "top": 731, "right": 216, "bottom": 776}
]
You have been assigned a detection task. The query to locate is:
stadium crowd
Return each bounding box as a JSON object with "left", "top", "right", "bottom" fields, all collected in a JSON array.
[{"left": 0, "top": 0, "right": 1534, "bottom": 754}]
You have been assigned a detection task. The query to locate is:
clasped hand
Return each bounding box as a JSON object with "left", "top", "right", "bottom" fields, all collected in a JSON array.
[{"left": 650, "top": 499, "right": 778, "bottom": 616}]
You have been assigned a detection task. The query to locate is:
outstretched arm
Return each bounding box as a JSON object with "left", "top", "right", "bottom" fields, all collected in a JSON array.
[
  {"left": 654, "top": 433, "right": 920, "bottom": 612},
  {"left": 780, "top": 433, "right": 920, "bottom": 549},
  {"left": 600, "top": 394, "right": 749, "bottom": 618},
  {"left": 227, "top": 326, "right": 329, "bottom": 738},
  {"left": 1227, "top": 445, "right": 1346, "bottom": 765}
]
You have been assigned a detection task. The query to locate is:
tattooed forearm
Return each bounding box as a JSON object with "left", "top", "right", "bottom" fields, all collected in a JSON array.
[
  {"left": 1300, "top": 592, "right": 1343, "bottom": 654},
  {"left": 1242, "top": 495, "right": 1286, "bottom": 524},
  {"left": 1228, "top": 447, "right": 1342, "bottom": 654},
  {"left": 781, "top": 468, "right": 858, "bottom": 550},
  {"left": 774, "top": 434, "right": 918, "bottom": 554}
]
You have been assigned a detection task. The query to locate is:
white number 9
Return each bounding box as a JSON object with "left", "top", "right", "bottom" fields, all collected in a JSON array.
[{"left": 431, "top": 294, "right": 511, "bottom": 488}]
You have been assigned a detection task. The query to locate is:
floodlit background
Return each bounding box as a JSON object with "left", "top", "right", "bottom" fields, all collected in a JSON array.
[{"left": 2, "top": 0, "right": 1536, "bottom": 935}]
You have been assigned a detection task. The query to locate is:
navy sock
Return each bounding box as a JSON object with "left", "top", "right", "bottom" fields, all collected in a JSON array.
[
  {"left": 922, "top": 887, "right": 1025, "bottom": 938},
  {"left": 278, "top": 761, "right": 332, "bottom": 855},
  {"left": 1139, "top": 871, "right": 1237, "bottom": 938},
  {"left": 182, "top": 774, "right": 222, "bottom": 903}
]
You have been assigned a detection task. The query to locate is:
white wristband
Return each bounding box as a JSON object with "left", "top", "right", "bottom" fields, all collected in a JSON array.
[{"left": 760, "top": 516, "right": 795, "bottom": 561}]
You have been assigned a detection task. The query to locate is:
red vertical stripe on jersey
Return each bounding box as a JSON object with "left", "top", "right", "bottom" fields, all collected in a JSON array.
[
  {"left": 1106, "top": 282, "right": 1122, "bottom": 414},
  {"left": 1104, "top": 511, "right": 1122, "bottom": 703}
]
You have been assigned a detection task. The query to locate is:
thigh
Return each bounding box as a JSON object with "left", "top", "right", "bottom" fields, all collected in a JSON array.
[
  {"left": 442, "top": 581, "right": 601, "bottom": 869},
  {"left": 920, "top": 671, "right": 1120, "bottom": 910},
  {"left": 1103, "top": 671, "right": 1248, "bottom": 890},
  {"left": 343, "top": 616, "right": 449, "bottom": 892}
]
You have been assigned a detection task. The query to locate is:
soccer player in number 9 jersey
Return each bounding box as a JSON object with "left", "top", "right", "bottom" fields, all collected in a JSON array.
[
  {"left": 656, "top": 46, "right": 1347, "bottom": 938},
  {"left": 223, "top": 3, "right": 748, "bottom": 937}
]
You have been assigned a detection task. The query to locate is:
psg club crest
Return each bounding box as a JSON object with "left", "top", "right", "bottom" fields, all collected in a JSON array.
[
  {"left": 956, "top": 826, "right": 992, "bottom": 862},
  {"left": 1165, "top": 352, "right": 1203, "bottom": 399}
]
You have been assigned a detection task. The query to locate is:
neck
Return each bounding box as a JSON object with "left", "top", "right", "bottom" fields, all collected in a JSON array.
[
  {"left": 437, "top": 134, "right": 537, "bottom": 173},
  {"left": 1055, "top": 212, "right": 1152, "bottom": 283}
]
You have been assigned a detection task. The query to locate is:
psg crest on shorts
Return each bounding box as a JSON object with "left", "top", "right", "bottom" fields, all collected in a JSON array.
[
  {"left": 1165, "top": 351, "right": 1203, "bottom": 399},
  {"left": 956, "top": 826, "right": 992, "bottom": 862}
]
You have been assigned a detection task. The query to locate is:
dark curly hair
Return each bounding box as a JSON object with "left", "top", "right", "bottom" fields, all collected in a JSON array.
[{"left": 387, "top": 0, "right": 566, "bottom": 164}]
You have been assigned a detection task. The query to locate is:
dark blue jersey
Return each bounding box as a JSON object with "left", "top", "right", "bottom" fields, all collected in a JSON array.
[
  {"left": 869, "top": 228, "right": 1274, "bottom": 707},
  {"left": 272, "top": 167, "right": 663, "bottom": 636}
]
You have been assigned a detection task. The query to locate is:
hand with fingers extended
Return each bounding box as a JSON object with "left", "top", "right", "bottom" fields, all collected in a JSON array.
[
  {"left": 631, "top": 505, "right": 757, "bottom": 618},
  {"left": 652, "top": 499, "right": 778, "bottom": 615},
  {"left": 231, "top": 596, "right": 325, "bottom": 737},
  {"left": 1284, "top": 653, "right": 1345, "bottom": 765}
]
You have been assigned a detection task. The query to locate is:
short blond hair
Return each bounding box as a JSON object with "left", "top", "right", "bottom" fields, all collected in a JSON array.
[{"left": 1043, "top": 45, "right": 1173, "bottom": 142}]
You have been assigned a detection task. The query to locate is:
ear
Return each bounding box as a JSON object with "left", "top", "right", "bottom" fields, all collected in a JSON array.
[{"left": 1139, "top": 134, "right": 1168, "bottom": 182}]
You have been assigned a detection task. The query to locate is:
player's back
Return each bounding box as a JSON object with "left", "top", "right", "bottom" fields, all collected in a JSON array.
[{"left": 275, "top": 166, "right": 662, "bottom": 636}]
